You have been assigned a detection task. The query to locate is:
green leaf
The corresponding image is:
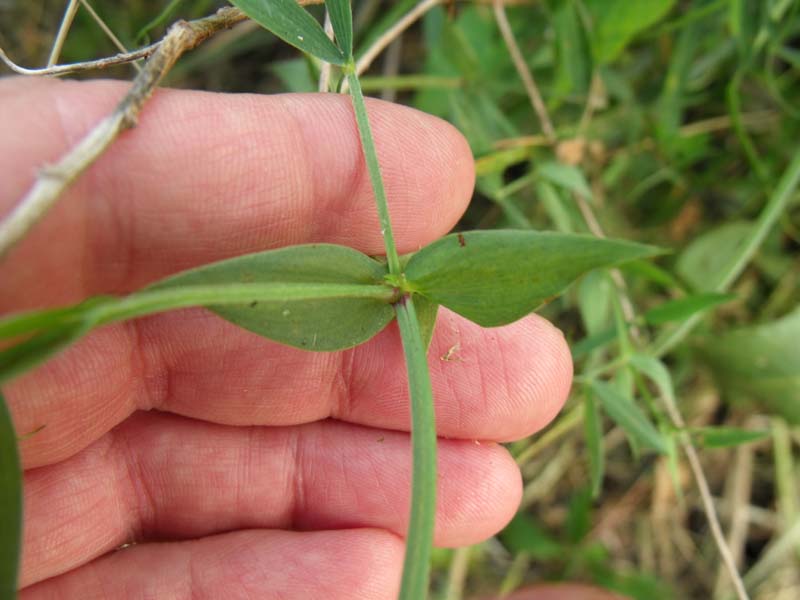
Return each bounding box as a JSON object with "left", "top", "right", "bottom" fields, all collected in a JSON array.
[
  {"left": 229, "top": 0, "right": 346, "bottom": 65},
  {"left": 696, "top": 307, "right": 800, "bottom": 423},
  {"left": 630, "top": 354, "right": 675, "bottom": 406},
  {"left": 0, "top": 391, "right": 22, "bottom": 596},
  {"left": 536, "top": 161, "right": 593, "bottom": 200},
  {"left": 552, "top": 0, "right": 592, "bottom": 99},
  {"left": 0, "top": 296, "right": 113, "bottom": 340},
  {"left": 500, "top": 513, "right": 563, "bottom": 559},
  {"left": 644, "top": 293, "right": 736, "bottom": 325},
  {"left": 578, "top": 270, "right": 614, "bottom": 336},
  {"left": 0, "top": 322, "right": 93, "bottom": 384},
  {"left": 584, "top": 390, "right": 605, "bottom": 498},
  {"left": 404, "top": 230, "right": 661, "bottom": 327},
  {"left": 566, "top": 488, "right": 593, "bottom": 543},
  {"left": 325, "top": 0, "right": 352, "bottom": 57},
  {"left": 413, "top": 295, "right": 439, "bottom": 351},
  {"left": 395, "top": 298, "right": 437, "bottom": 600},
  {"left": 676, "top": 222, "right": 754, "bottom": 292},
  {"left": 584, "top": 0, "right": 676, "bottom": 63},
  {"left": 150, "top": 244, "right": 394, "bottom": 351},
  {"left": 692, "top": 426, "right": 770, "bottom": 449},
  {"left": 591, "top": 380, "right": 669, "bottom": 454}
]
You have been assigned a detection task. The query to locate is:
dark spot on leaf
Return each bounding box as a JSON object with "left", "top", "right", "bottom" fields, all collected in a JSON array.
[
  {"left": 249, "top": 301, "right": 258, "bottom": 308},
  {"left": 457, "top": 233, "right": 466, "bottom": 247}
]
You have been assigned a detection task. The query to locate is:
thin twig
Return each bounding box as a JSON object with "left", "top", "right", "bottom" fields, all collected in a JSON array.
[
  {"left": 3, "top": 1, "right": 325, "bottom": 78},
  {"left": 444, "top": 546, "right": 471, "bottom": 600},
  {"left": 47, "top": 0, "right": 80, "bottom": 67},
  {"left": 655, "top": 391, "right": 751, "bottom": 600},
  {"left": 713, "top": 440, "right": 754, "bottom": 599},
  {"left": 341, "top": 0, "right": 442, "bottom": 92},
  {"left": 78, "top": 0, "right": 142, "bottom": 73},
  {"left": 577, "top": 72, "right": 603, "bottom": 137},
  {"left": 573, "top": 191, "right": 643, "bottom": 341},
  {"left": 0, "top": 45, "right": 159, "bottom": 76},
  {"left": 380, "top": 37, "right": 403, "bottom": 102},
  {"left": 0, "top": 7, "right": 248, "bottom": 262},
  {"left": 493, "top": 0, "right": 556, "bottom": 143}
]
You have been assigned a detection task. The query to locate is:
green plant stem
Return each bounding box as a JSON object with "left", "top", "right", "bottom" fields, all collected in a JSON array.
[
  {"left": 395, "top": 296, "right": 437, "bottom": 600},
  {"left": 359, "top": 74, "right": 462, "bottom": 92},
  {"left": 0, "top": 390, "right": 22, "bottom": 597},
  {"left": 651, "top": 146, "right": 800, "bottom": 357},
  {"left": 346, "top": 68, "right": 402, "bottom": 276}
]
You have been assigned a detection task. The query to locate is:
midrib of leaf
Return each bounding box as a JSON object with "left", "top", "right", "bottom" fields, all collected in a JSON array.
[
  {"left": 0, "top": 282, "right": 394, "bottom": 346},
  {"left": 394, "top": 297, "right": 437, "bottom": 600},
  {"left": 88, "top": 282, "right": 395, "bottom": 326}
]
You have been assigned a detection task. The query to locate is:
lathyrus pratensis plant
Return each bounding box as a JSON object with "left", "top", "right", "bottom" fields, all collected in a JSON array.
[{"left": 0, "top": 1, "right": 662, "bottom": 598}]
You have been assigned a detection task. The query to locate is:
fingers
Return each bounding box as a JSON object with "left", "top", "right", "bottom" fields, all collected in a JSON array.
[
  {"left": 8, "top": 307, "right": 572, "bottom": 469},
  {"left": 20, "top": 413, "right": 521, "bottom": 587},
  {"left": 21, "top": 529, "right": 403, "bottom": 600},
  {"left": 0, "top": 77, "right": 474, "bottom": 309}
]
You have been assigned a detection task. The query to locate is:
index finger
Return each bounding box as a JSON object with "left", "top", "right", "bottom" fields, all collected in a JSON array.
[{"left": 0, "top": 77, "right": 475, "bottom": 310}]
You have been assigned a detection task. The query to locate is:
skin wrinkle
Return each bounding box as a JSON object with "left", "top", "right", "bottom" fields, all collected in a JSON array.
[
  {"left": 331, "top": 344, "right": 358, "bottom": 421},
  {"left": 287, "top": 427, "right": 307, "bottom": 532},
  {"left": 111, "top": 424, "right": 158, "bottom": 543}
]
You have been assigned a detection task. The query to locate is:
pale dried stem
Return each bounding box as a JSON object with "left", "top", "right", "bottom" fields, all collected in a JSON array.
[
  {"left": 713, "top": 441, "right": 754, "bottom": 599},
  {"left": 318, "top": 10, "right": 334, "bottom": 92},
  {"left": 578, "top": 72, "right": 602, "bottom": 137},
  {"left": 48, "top": 0, "right": 80, "bottom": 66},
  {"left": 381, "top": 37, "right": 404, "bottom": 102},
  {"left": 4, "top": 2, "right": 324, "bottom": 78},
  {"left": 668, "top": 421, "right": 751, "bottom": 599},
  {"left": 341, "top": 0, "right": 442, "bottom": 92},
  {"left": 78, "top": 0, "right": 141, "bottom": 73},
  {"left": 493, "top": 0, "right": 556, "bottom": 143},
  {"left": 444, "top": 546, "right": 471, "bottom": 600},
  {"left": 0, "top": 7, "right": 249, "bottom": 261},
  {"left": 573, "top": 191, "right": 642, "bottom": 341},
  {"left": 0, "top": 45, "right": 158, "bottom": 76}
]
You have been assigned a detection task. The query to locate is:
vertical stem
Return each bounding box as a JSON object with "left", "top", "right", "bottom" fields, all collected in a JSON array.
[
  {"left": 48, "top": 0, "right": 81, "bottom": 66},
  {"left": 346, "top": 69, "right": 402, "bottom": 275},
  {"left": 395, "top": 297, "right": 438, "bottom": 600},
  {"left": 493, "top": 0, "right": 556, "bottom": 144},
  {"left": 0, "top": 391, "right": 22, "bottom": 596}
]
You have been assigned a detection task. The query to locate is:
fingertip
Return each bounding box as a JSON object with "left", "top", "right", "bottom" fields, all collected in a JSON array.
[
  {"left": 377, "top": 102, "right": 475, "bottom": 253},
  {"left": 436, "top": 441, "right": 522, "bottom": 547},
  {"left": 429, "top": 310, "right": 573, "bottom": 442}
]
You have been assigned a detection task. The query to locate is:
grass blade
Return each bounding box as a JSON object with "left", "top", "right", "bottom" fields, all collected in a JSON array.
[
  {"left": 230, "top": 0, "right": 345, "bottom": 65},
  {"left": 591, "top": 380, "right": 669, "bottom": 454},
  {"left": 395, "top": 296, "right": 437, "bottom": 600},
  {"left": 0, "top": 390, "right": 22, "bottom": 596},
  {"left": 324, "top": 0, "right": 352, "bottom": 57}
]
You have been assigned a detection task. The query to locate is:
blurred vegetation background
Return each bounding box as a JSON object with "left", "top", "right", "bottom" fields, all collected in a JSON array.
[{"left": 2, "top": 1, "right": 799, "bottom": 598}]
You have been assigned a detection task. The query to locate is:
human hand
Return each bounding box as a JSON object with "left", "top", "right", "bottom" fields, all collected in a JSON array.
[{"left": 1, "top": 77, "right": 572, "bottom": 599}]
